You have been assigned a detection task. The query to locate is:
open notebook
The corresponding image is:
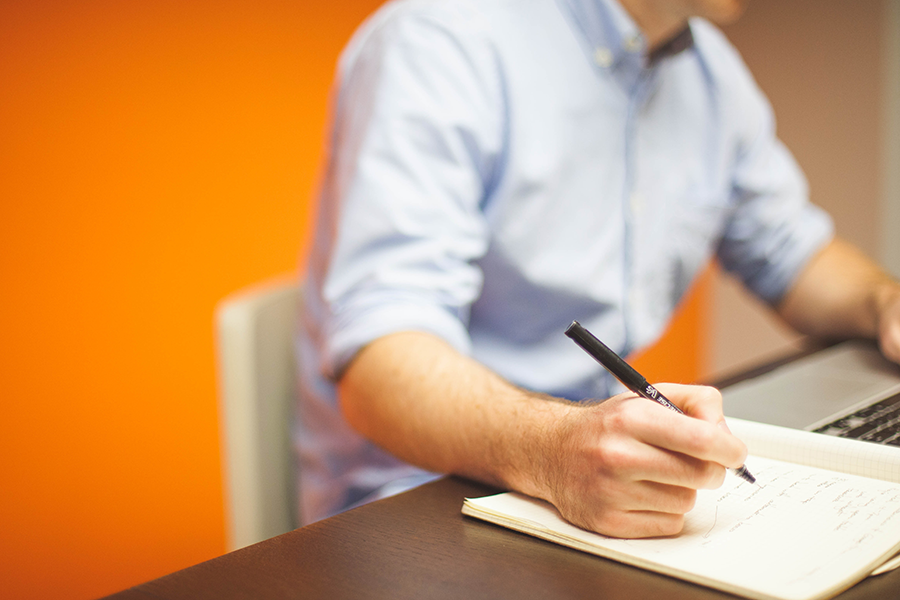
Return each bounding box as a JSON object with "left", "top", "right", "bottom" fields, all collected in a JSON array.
[{"left": 463, "top": 419, "right": 900, "bottom": 600}]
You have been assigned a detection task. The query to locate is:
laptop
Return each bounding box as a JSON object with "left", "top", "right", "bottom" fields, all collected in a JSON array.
[{"left": 721, "top": 341, "right": 900, "bottom": 446}]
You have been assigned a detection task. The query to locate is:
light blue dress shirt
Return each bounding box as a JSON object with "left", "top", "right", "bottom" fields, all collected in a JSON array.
[{"left": 295, "top": 0, "right": 834, "bottom": 523}]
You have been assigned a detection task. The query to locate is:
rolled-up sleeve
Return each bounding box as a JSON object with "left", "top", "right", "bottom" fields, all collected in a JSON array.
[
  {"left": 717, "top": 74, "right": 834, "bottom": 305},
  {"left": 313, "top": 6, "right": 505, "bottom": 378}
]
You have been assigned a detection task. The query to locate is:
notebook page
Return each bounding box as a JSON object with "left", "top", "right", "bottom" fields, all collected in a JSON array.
[
  {"left": 728, "top": 418, "right": 900, "bottom": 483},
  {"left": 463, "top": 456, "right": 900, "bottom": 600}
]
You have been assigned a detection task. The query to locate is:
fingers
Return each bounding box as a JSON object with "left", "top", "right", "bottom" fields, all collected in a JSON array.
[
  {"left": 643, "top": 414, "right": 747, "bottom": 471},
  {"left": 554, "top": 475, "right": 698, "bottom": 538},
  {"left": 877, "top": 292, "right": 900, "bottom": 364},
  {"left": 606, "top": 391, "right": 748, "bottom": 471},
  {"left": 574, "top": 506, "right": 688, "bottom": 539},
  {"left": 563, "top": 481, "right": 698, "bottom": 538},
  {"left": 626, "top": 442, "right": 728, "bottom": 490},
  {"left": 589, "top": 425, "right": 728, "bottom": 490},
  {"left": 595, "top": 510, "right": 685, "bottom": 539},
  {"left": 544, "top": 385, "right": 749, "bottom": 539},
  {"left": 610, "top": 479, "right": 699, "bottom": 514},
  {"left": 657, "top": 382, "right": 723, "bottom": 425}
]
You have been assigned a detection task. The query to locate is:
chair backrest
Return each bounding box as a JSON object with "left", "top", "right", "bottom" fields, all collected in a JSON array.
[{"left": 215, "top": 277, "right": 301, "bottom": 551}]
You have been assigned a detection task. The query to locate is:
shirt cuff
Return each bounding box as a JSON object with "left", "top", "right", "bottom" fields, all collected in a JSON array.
[
  {"left": 323, "top": 302, "right": 473, "bottom": 379},
  {"left": 744, "top": 205, "right": 835, "bottom": 305}
]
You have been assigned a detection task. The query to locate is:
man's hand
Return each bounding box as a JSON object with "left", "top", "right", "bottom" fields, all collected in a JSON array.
[
  {"left": 340, "top": 332, "right": 747, "bottom": 540},
  {"left": 875, "top": 285, "right": 900, "bottom": 364},
  {"left": 779, "top": 237, "right": 900, "bottom": 365},
  {"left": 539, "top": 384, "right": 747, "bottom": 538}
]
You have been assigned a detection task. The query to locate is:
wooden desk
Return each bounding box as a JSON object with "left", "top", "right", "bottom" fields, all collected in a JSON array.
[
  {"left": 105, "top": 350, "right": 900, "bottom": 600},
  {"left": 104, "top": 475, "right": 900, "bottom": 600}
]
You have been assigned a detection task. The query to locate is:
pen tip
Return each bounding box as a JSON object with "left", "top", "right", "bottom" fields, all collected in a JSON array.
[{"left": 735, "top": 466, "right": 756, "bottom": 485}]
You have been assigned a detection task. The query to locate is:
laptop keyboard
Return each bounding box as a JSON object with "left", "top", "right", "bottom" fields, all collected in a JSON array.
[{"left": 813, "top": 392, "right": 900, "bottom": 445}]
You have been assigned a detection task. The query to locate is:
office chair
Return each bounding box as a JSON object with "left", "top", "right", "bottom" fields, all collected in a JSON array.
[{"left": 215, "top": 277, "right": 301, "bottom": 551}]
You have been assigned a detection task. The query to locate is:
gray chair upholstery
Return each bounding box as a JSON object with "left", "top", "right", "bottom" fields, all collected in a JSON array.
[{"left": 215, "top": 277, "right": 301, "bottom": 550}]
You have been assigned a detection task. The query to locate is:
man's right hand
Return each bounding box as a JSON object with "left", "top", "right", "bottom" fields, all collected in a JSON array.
[
  {"left": 537, "top": 383, "right": 748, "bottom": 538},
  {"left": 339, "top": 332, "right": 748, "bottom": 539}
]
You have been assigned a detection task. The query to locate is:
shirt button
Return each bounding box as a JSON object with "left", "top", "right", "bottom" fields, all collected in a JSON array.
[
  {"left": 593, "top": 47, "right": 613, "bottom": 68},
  {"left": 630, "top": 192, "right": 643, "bottom": 214},
  {"left": 624, "top": 35, "right": 642, "bottom": 52}
]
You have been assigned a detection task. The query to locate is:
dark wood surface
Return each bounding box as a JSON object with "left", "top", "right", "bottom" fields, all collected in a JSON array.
[
  {"left": 103, "top": 474, "right": 900, "bottom": 600},
  {"left": 103, "top": 345, "right": 900, "bottom": 600}
]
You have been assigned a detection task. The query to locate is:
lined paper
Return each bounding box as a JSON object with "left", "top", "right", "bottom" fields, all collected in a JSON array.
[
  {"left": 728, "top": 418, "right": 900, "bottom": 483},
  {"left": 463, "top": 456, "right": 900, "bottom": 600}
]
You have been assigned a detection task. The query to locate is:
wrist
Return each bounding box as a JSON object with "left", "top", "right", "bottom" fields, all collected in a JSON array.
[{"left": 492, "top": 392, "right": 579, "bottom": 503}]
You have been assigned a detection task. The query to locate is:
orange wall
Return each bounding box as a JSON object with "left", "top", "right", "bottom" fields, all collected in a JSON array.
[
  {"left": 630, "top": 269, "right": 710, "bottom": 386},
  {"left": 0, "top": 1, "right": 384, "bottom": 598},
  {"left": 0, "top": 1, "right": 704, "bottom": 598}
]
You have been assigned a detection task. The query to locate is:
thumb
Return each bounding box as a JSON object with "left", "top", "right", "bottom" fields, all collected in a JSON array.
[{"left": 655, "top": 382, "right": 724, "bottom": 426}]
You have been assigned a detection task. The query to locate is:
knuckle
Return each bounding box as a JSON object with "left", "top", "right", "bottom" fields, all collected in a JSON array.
[
  {"left": 736, "top": 438, "right": 749, "bottom": 461},
  {"left": 699, "top": 463, "right": 726, "bottom": 489},
  {"left": 572, "top": 501, "right": 629, "bottom": 537},
  {"left": 606, "top": 403, "right": 635, "bottom": 431},
  {"left": 606, "top": 397, "right": 651, "bottom": 429},
  {"left": 592, "top": 511, "right": 625, "bottom": 535},
  {"left": 676, "top": 488, "right": 697, "bottom": 513},
  {"left": 591, "top": 509, "right": 686, "bottom": 538},
  {"left": 663, "top": 514, "right": 686, "bottom": 536},
  {"left": 690, "top": 385, "right": 723, "bottom": 412},
  {"left": 652, "top": 514, "right": 685, "bottom": 538},
  {"left": 595, "top": 441, "right": 633, "bottom": 473},
  {"left": 710, "top": 464, "right": 727, "bottom": 488},
  {"left": 698, "top": 384, "right": 723, "bottom": 405},
  {"left": 688, "top": 426, "right": 716, "bottom": 454}
]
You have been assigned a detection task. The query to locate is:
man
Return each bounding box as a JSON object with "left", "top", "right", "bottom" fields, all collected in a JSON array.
[{"left": 295, "top": 0, "right": 900, "bottom": 537}]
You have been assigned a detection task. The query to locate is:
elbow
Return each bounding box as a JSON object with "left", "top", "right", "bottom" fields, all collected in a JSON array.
[{"left": 337, "top": 374, "right": 370, "bottom": 438}]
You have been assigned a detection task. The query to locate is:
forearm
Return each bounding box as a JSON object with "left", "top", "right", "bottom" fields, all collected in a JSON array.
[
  {"left": 337, "top": 330, "right": 570, "bottom": 500},
  {"left": 777, "top": 237, "right": 900, "bottom": 341},
  {"left": 337, "top": 330, "right": 748, "bottom": 537}
]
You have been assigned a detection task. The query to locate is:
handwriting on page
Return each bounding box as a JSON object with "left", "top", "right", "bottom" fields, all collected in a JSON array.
[
  {"left": 691, "top": 463, "right": 900, "bottom": 547},
  {"left": 491, "top": 456, "right": 900, "bottom": 599},
  {"left": 645, "top": 457, "right": 900, "bottom": 596}
]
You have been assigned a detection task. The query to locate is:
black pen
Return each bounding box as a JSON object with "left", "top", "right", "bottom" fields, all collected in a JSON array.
[{"left": 565, "top": 320, "right": 756, "bottom": 485}]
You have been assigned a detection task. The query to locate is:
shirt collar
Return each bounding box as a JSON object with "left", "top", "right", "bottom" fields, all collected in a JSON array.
[
  {"left": 648, "top": 25, "right": 694, "bottom": 65},
  {"left": 558, "top": 0, "right": 694, "bottom": 69}
]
